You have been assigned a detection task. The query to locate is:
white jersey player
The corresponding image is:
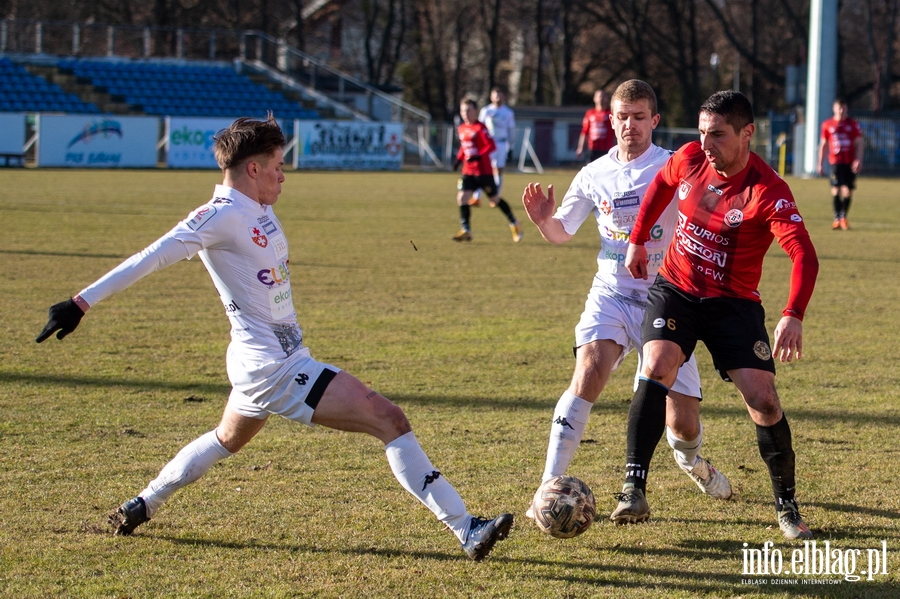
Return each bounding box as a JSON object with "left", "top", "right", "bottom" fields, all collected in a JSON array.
[
  {"left": 36, "top": 114, "right": 513, "bottom": 561},
  {"left": 520, "top": 80, "right": 733, "bottom": 525},
  {"left": 473, "top": 86, "right": 515, "bottom": 204}
]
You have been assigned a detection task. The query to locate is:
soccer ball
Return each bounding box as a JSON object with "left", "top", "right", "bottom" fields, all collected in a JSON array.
[{"left": 531, "top": 475, "right": 596, "bottom": 538}]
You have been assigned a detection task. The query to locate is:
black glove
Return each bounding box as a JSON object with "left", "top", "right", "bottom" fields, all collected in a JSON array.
[
  {"left": 36, "top": 298, "right": 85, "bottom": 343},
  {"left": 452, "top": 159, "right": 461, "bottom": 171},
  {"left": 466, "top": 153, "right": 480, "bottom": 162}
]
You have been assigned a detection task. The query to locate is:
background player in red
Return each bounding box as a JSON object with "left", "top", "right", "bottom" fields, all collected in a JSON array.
[
  {"left": 576, "top": 89, "right": 615, "bottom": 163},
  {"left": 617, "top": 91, "right": 819, "bottom": 540},
  {"left": 452, "top": 98, "right": 523, "bottom": 242},
  {"left": 816, "top": 98, "right": 864, "bottom": 230}
]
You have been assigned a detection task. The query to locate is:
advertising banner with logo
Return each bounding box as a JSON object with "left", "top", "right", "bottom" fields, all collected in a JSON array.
[
  {"left": 166, "top": 117, "right": 290, "bottom": 168},
  {"left": 295, "top": 121, "right": 403, "bottom": 170},
  {"left": 0, "top": 113, "right": 26, "bottom": 154},
  {"left": 37, "top": 115, "right": 159, "bottom": 167},
  {"left": 166, "top": 117, "right": 236, "bottom": 168}
]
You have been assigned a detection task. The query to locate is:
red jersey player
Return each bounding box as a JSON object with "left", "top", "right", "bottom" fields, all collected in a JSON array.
[
  {"left": 576, "top": 90, "right": 614, "bottom": 162},
  {"left": 452, "top": 98, "right": 522, "bottom": 242},
  {"left": 816, "top": 98, "right": 864, "bottom": 230},
  {"left": 615, "top": 91, "right": 819, "bottom": 540}
]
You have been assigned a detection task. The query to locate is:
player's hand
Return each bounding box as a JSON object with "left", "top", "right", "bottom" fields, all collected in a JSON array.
[
  {"left": 852, "top": 159, "right": 862, "bottom": 174},
  {"left": 625, "top": 243, "right": 649, "bottom": 280},
  {"left": 773, "top": 316, "right": 803, "bottom": 362},
  {"left": 521, "top": 182, "right": 556, "bottom": 225},
  {"left": 466, "top": 154, "right": 480, "bottom": 163},
  {"left": 507, "top": 149, "right": 513, "bottom": 161},
  {"left": 36, "top": 298, "right": 85, "bottom": 343},
  {"left": 452, "top": 159, "right": 461, "bottom": 171}
]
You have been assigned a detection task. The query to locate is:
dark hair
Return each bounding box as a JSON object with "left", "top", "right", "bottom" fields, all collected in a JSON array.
[
  {"left": 612, "top": 80, "right": 657, "bottom": 115},
  {"left": 833, "top": 97, "right": 848, "bottom": 106},
  {"left": 700, "top": 91, "right": 754, "bottom": 133},
  {"left": 213, "top": 113, "right": 285, "bottom": 170},
  {"left": 460, "top": 98, "right": 478, "bottom": 111},
  {"left": 490, "top": 86, "right": 507, "bottom": 96}
]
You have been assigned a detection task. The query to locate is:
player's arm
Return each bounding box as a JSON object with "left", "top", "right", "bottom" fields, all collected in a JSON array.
[
  {"left": 521, "top": 183, "right": 571, "bottom": 244},
  {"left": 853, "top": 130, "right": 864, "bottom": 174},
  {"left": 36, "top": 217, "right": 212, "bottom": 342},
  {"left": 626, "top": 169, "right": 679, "bottom": 280},
  {"left": 816, "top": 128, "right": 827, "bottom": 176},
  {"left": 768, "top": 192, "right": 820, "bottom": 362}
]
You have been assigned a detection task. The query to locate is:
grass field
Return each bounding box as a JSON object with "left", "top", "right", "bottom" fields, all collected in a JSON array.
[{"left": 1, "top": 167, "right": 899, "bottom": 598}]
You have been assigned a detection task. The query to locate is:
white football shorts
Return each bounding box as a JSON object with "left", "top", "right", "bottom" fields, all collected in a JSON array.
[
  {"left": 574, "top": 290, "right": 702, "bottom": 398},
  {"left": 225, "top": 345, "right": 342, "bottom": 425},
  {"left": 491, "top": 141, "right": 510, "bottom": 169}
]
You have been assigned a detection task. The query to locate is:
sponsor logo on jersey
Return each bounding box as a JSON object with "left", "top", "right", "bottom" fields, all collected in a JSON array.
[
  {"left": 249, "top": 227, "right": 268, "bottom": 248},
  {"left": 211, "top": 197, "right": 232, "bottom": 205},
  {"left": 603, "top": 227, "right": 631, "bottom": 242},
  {"left": 678, "top": 180, "right": 692, "bottom": 200},
  {"left": 612, "top": 190, "right": 640, "bottom": 208},
  {"left": 724, "top": 209, "right": 744, "bottom": 228},
  {"left": 790, "top": 214, "right": 803, "bottom": 222},
  {"left": 707, "top": 184, "right": 723, "bottom": 196},
  {"left": 186, "top": 206, "right": 217, "bottom": 231},
  {"left": 257, "top": 262, "right": 290, "bottom": 287},
  {"left": 683, "top": 217, "right": 731, "bottom": 245},
  {"left": 257, "top": 215, "right": 270, "bottom": 224},
  {"left": 754, "top": 340, "right": 771, "bottom": 360},
  {"left": 224, "top": 299, "right": 241, "bottom": 316},
  {"left": 775, "top": 198, "right": 797, "bottom": 212},
  {"left": 599, "top": 198, "right": 612, "bottom": 215},
  {"left": 652, "top": 318, "right": 666, "bottom": 328},
  {"left": 262, "top": 220, "right": 277, "bottom": 235},
  {"left": 676, "top": 226, "right": 728, "bottom": 267}
]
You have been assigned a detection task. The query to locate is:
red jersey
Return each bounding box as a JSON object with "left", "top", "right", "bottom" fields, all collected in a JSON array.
[
  {"left": 820, "top": 117, "right": 862, "bottom": 165},
  {"left": 581, "top": 108, "right": 614, "bottom": 152},
  {"left": 630, "top": 142, "right": 818, "bottom": 319},
  {"left": 457, "top": 121, "right": 496, "bottom": 176}
]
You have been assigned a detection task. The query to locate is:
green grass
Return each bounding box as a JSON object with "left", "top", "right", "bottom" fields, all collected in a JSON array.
[{"left": 1, "top": 168, "right": 899, "bottom": 598}]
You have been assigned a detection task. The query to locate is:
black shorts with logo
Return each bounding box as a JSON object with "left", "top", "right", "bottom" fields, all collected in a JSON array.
[
  {"left": 458, "top": 175, "right": 498, "bottom": 196},
  {"left": 829, "top": 163, "right": 856, "bottom": 190},
  {"left": 641, "top": 275, "right": 776, "bottom": 382}
]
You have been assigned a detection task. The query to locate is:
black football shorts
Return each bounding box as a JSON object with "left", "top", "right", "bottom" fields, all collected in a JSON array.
[{"left": 641, "top": 275, "right": 776, "bottom": 382}]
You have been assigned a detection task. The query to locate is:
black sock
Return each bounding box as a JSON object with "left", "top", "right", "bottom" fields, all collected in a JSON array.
[
  {"left": 756, "top": 413, "right": 797, "bottom": 509},
  {"left": 832, "top": 194, "right": 841, "bottom": 218},
  {"left": 459, "top": 204, "right": 471, "bottom": 230},
  {"left": 842, "top": 195, "right": 852, "bottom": 216},
  {"left": 624, "top": 378, "right": 668, "bottom": 491},
  {"left": 494, "top": 198, "right": 516, "bottom": 223}
]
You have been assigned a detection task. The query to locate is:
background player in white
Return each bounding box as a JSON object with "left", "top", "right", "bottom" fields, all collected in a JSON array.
[
  {"left": 35, "top": 114, "right": 513, "bottom": 562},
  {"left": 520, "top": 80, "right": 732, "bottom": 523},
  {"left": 472, "top": 86, "right": 516, "bottom": 207}
]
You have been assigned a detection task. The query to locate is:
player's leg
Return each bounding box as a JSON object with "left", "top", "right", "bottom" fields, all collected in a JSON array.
[
  {"left": 109, "top": 408, "right": 267, "bottom": 535},
  {"left": 839, "top": 175, "right": 853, "bottom": 229},
  {"left": 454, "top": 187, "right": 473, "bottom": 241},
  {"left": 829, "top": 165, "right": 842, "bottom": 229},
  {"left": 484, "top": 176, "right": 522, "bottom": 242},
  {"left": 666, "top": 391, "right": 733, "bottom": 500},
  {"left": 728, "top": 368, "right": 810, "bottom": 539},
  {"left": 312, "top": 371, "right": 513, "bottom": 560},
  {"left": 538, "top": 339, "right": 621, "bottom": 484}
]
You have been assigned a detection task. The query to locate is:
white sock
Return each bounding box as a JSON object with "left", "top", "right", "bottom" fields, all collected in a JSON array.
[
  {"left": 140, "top": 429, "right": 233, "bottom": 517},
  {"left": 473, "top": 189, "right": 482, "bottom": 200},
  {"left": 385, "top": 431, "right": 471, "bottom": 542},
  {"left": 496, "top": 174, "right": 503, "bottom": 196},
  {"left": 667, "top": 424, "right": 703, "bottom": 470},
  {"left": 541, "top": 391, "right": 593, "bottom": 482}
]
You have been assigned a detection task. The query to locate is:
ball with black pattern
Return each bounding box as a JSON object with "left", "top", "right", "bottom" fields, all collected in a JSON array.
[{"left": 532, "top": 475, "right": 596, "bottom": 538}]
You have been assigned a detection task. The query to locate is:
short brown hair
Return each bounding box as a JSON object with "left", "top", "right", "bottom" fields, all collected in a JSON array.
[
  {"left": 213, "top": 113, "right": 285, "bottom": 170},
  {"left": 612, "top": 80, "right": 658, "bottom": 115}
]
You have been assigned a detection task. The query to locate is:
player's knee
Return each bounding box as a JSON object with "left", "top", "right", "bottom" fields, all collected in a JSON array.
[
  {"left": 372, "top": 397, "right": 412, "bottom": 437},
  {"left": 743, "top": 388, "right": 780, "bottom": 417}
]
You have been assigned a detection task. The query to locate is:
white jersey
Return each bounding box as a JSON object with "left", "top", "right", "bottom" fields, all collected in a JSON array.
[
  {"left": 78, "top": 185, "right": 302, "bottom": 362},
  {"left": 554, "top": 144, "right": 678, "bottom": 306},
  {"left": 478, "top": 103, "right": 516, "bottom": 144}
]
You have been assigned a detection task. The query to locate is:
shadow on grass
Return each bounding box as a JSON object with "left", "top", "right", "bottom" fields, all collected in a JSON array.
[
  {"left": 148, "top": 533, "right": 898, "bottom": 596},
  {"left": 5, "top": 370, "right": 900, "bottom": 427},
  {"left": 0, "top": 248, "right": 126, "bottom": 259}
]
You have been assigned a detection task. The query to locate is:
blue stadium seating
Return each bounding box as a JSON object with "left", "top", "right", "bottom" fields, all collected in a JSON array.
[
  {"left": 57, "top": 59, "right": 319, "bottom": 120},
  {"left": 0, "top": 57, "right": 100, "bottom": 114}
]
